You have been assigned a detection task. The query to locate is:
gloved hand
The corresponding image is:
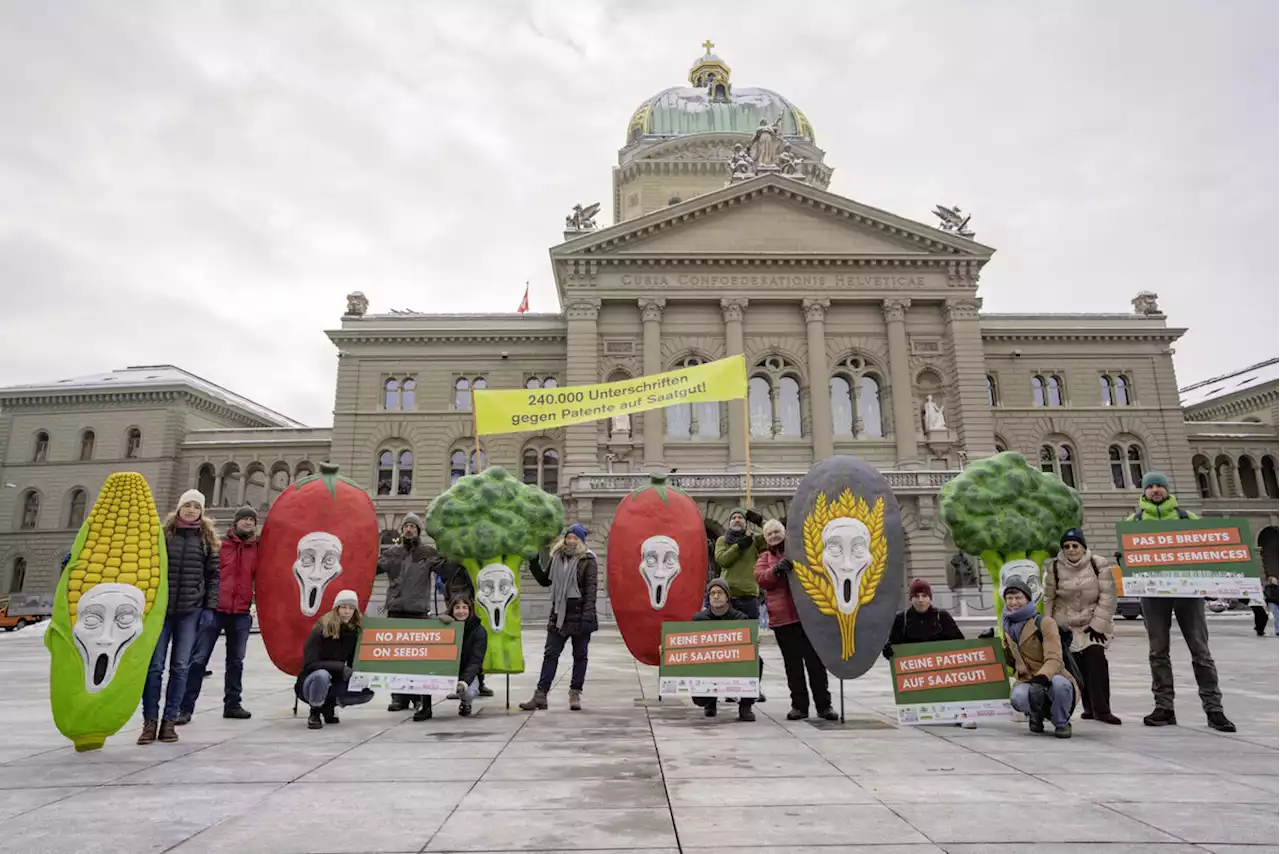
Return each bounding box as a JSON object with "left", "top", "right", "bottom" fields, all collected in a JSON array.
[
  {"left": 774, "top": 558, "right": 793, "bottom": 577},
  {"left": 725, "top": 528, "right": 748, "bottom": 547},
  {"left": 1031, "top": 674, "right": 1051, "bottom": 689},
  {"left": 1086, "top": 628, "right": 1107, "bottom": 645},
  {"left": 881, "top": 643, "right": 894, "bottom": 661},
  {"left": 199, "top": 609, "right": 216, "bottom": 631},
  {"left": 977, "top": 628, "right": 995, "bottom": 639},
  {"left": 455, "top": 681, "right": 468, "bottom": 696},
  {"left": 744, "top": 509, "right": 764, "bottom": 527}
]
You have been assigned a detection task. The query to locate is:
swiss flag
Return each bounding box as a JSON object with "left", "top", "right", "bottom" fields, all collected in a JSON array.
[{"left": 517, "top": 284, "right": 529, "bottom": 314}]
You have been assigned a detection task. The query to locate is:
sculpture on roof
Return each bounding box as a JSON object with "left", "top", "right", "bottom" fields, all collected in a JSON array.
[
  {"left": 932, "top": 205, "right": 975, "bottom": 239},
  {"left": 1131, "top": 291, "right": 1161, "bottom": 316},
  {"left": 344, "top": 291, "right": 368, "bottom": 317},
  {"left": 748, "top": 115, "right": 784, "bottom": 168},
  {"left": 728, "top": 143, "right": 754, "bottom": 181},
  {"left": 778, "top": 143, "right": 804, "bottom": 179},
  {"left": 565, "top": 202, "right": 601, "bottom": 232}
]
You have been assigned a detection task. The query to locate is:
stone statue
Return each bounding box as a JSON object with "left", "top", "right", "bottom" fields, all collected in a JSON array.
[
  {"left": 748, "top": 115, "right": 784, "bottom": 168},
  {"left": 923, "top": 394, "right": 946, "bottom": 433},
  {"left": 344, "top": 291, "right": 368, "bottom": 317},
  {"left": 565, "top": 202, "right": 601, "bottom": 232},
  {"left": 728, "top": 143, "right": 754, "bottom": 180},
  {"left": 1131, "top": 291, "right": 1161, "bottom": 315},
  {"left": 778, "top": 143, "right": 803, "bottom": 178},
  {"left": 611, "top": 412, "right": 631, "bottom": 437},
  {"left": 932, "top": 205, "right": 975, "bottom": 239}
]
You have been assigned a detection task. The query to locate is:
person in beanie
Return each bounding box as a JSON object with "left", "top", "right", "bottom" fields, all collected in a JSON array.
[
  {"left": 755, "top": 520, "right": 836, "bottom": 721},
  {"left": 297, "top": 589, "right": 374, "bottom": 729},
  {"left": 139, "top": 489, "right": 219, "bottom": 745},
  {"left": 1043, "top": 528, "right": 1120, "bottom": 724},
  {"left": 714, "top": 508, "right": 768, "bottom": 703},
  {"left": 883, "top": 578, "right": 970, "bottom": 726},
  {"left": 377, "top": 513, "right": 449, "bottom": 720},
  {"left": 1265, "top": 576, "right": 1279, "bottom": 637},
  {"left": 690, "top": 579, "right": 756, "bottom": 721},
  {"left": 1126, "top": 472, "right": 1235, "bottom": 732},
  {"left": 1002, "top": 578, "right": 1077, "bottom": 738},
  {"left": 520, "top": 524, "right": 598, "bottom": 712},
  {"left": 179, "top": 505, "right": 259, "bottom": 724}
]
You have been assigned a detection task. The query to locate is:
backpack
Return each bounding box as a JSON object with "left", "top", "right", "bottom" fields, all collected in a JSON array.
[{"left": 1034, "top": 614, "right": 1085, "bottom": 690}]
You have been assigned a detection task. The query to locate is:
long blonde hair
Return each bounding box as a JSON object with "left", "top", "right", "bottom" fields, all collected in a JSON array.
[
  {"left": 163, "top": 511, "right": 219, "bottom": 554},
  {"left": 318, "top": 604, "right": 363, "bottom": 639}
]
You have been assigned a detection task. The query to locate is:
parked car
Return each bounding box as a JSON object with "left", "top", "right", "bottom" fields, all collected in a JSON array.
[
  {"left": 1116, "top": 597, "right": 1143, "bottom": 620},
  {"left": 0, "top": 598, "right": 44, "bottom": 632}
]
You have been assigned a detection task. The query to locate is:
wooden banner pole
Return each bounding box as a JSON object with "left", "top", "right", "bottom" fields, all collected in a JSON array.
[
  {"left": 472, "top": 390, "right": 483, "bottom": 472},
  {"left": 742, "top": 397, "right": 752, "bottom": 507}
]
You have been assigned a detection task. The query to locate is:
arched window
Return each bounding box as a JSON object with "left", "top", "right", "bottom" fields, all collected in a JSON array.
[
  {"left": 19, "top": 490, "right": 39, "bottom": 530},
  {"left": 831, "top": 356, "right": 884, "bottom": 438},
  {"left": 1046, "top": 375, "right": 1063, "bottom": 407},
  {"left": 859, "top": 376, "right": 884, "bottom": 438},
  {"left": 33, "top": 430, "right": 49, "bottom": 463},
  {"left": 1238, "top": 456, "right": 1260, "bottom": 499},
  {"left": 830, "top": 376, "right": 852, "bottom": 436},
  {"left": 986, "top": 374, "right": 999, "bottom": 406},
  {"left": 384, "top": 378, "right": 400, "bottom": 410},
  {"left": 1031, "top": 376, "right": 1045, "bottom": 407},
  {"left": 526, "top": 376, "right": 559, "bottom": 389},
  {"left": 401, "top": 379, "right": 416, "bottom": 410},
  {"left": 8, "top": 557, "right": 26, "bottom": 593},
  {"left": 219, "top": 462, "right": 242, "bottom": 507},
  {"left": 125, "top": 428, "right": 142, "bottom": 459},
  {"left": 244, "top": 465, "right": 269, "bottom": 510},
  {"left": 1114, "top": 375, "right": 1130, "bottom": 406},
  {"left": 1109, "top": 445, "right": 1125, "bottom": 489},
  {"left": 1039, "top": 442, "right": 1077, "bottom": 488},
  {"left": 520, "top": 444, "right": 561, "bottom": 493},
  {"left": 449, "top": 445, "right": 485, "bottom": 485},
  {"left": 268, "top": 464, "right": 291, "bottom": 506},
  {"left": 294, "top": 461, "right": 315, "bottom": 480},
  {"left": 375, "top": 447, "right": 414, "bottom": 496},
  {"left": 666, "top": 357, "right": 720, "bottom": 439},
  {"left": 197, "top": 464, "right": 216, "bottom": 505},
  {"left": 1108, "top": 442, "right": 1146, "bottom": 489},
  {"left": 1127, "top": 444, "right": 1144, "bottom": 487},
  {"left": 79, "top": 429, "right": 96, "bottom": 461},
  {"left": 521, "top": 449, "right": 538, "bottom": 485},
  {"left": 1192, "top": 454, "right": 1213, "bottom": 499},
  {"left": 1262, "top": 455, "right": 1278, "bottom": 499},
  {"left": 66, "top": 488, "right": 87, "bottom": 529},
  {"left": 1099, "top": 375, "right": 1113, "bottom": 406},
  {"left": 749, "top": 356, "right": 803, "bottom": 439},
  {"left": 1214, "top": 454, "right": 1235, "bottom": 497},
  {"left": 454, "top": 378, "right": 470, "bottom": 410},
  {"left": 994, "top": 435, "right": 1009, "bottom": 454}
]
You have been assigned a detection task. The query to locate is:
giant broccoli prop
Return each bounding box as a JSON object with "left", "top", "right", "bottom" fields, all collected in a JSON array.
[
  {"left": 938, "top": 451, "right": 1082, "bottom": 623},
  {"left": 425, "top": 466, "right": 563, "bottom": 674}
]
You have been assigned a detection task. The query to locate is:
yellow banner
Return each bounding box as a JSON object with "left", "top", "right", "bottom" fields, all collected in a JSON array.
[{"left": 473, "top": 355, "right": 748, "bottom": 436}]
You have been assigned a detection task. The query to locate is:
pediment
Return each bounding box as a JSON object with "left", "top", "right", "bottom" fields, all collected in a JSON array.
[{"left": 554, "top": 175, "right": 993, "bottom": 260}]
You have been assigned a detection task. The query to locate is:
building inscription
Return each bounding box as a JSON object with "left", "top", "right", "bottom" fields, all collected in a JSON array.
[{"left": 618, "top": 274, "right": 929, "bottom": 288}]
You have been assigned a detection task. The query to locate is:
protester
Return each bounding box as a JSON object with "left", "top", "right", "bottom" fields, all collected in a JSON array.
[
  {"left": 378, "top": 513, "right": 448, "bottom": 720},
  {"left": 1042, "top": 528, "right": 1120, "bottom": 725},
  {"left": 296, "top": 589, "right": 374, "bottom": 729},
  {"left": 179, "top": 505, "right": 258, "bottom": 724},
  {"left": 754, "top": 520, "right": 837, "bottom": 721},
  {"left": 714, "top": 508, "right": 767, "bottom": 702},
  {"left": 689, "top": 578, "right": 756, "bottom": 722},
  {"left": 451, "top": 594, "right": 487, "bottom": 717},
  {"left": 881, "top": 578, "right": 972, "bottom": 726},
  {"left": 1250, "top": 600, "right": 1269, "bottom": 637},
  {"left": 138, "top": 490, "right": 219, "bottom": 745},
  {"left": 1002, "top": 578, "right": 1077, "bottom": 738},
  {"left": 1266, "top": 576, "right": 1279, "bottom": 638},
  {"left": 438, "top": 561, "right": 493, "bottom": 701},
  {"left": 519, "top": 524, "right": 598, "bottom": 712},
  {"left": 1126, "top": 472, "right": 1235, "bottom": 732}
]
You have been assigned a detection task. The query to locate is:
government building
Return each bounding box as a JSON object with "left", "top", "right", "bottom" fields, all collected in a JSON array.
[{"left": 2, "top": 47, "right": 1277, "bottom": 609}]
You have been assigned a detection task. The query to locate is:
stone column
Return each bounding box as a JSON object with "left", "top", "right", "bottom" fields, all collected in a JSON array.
[
  {"left": 639, "top": 298, "right": 666, "bottom": 470},
  {"left": 564, "top": 299, "right": 601, "bottom": 477},
  {"left": 721, "top": 298, "right": 748, "bottom": 466},
  {"left": 943, "top": 298, "right": 996, "bottom": 459},
  {"left": 803, "top": 299, "right": 833, "bottom": 459},
  {"left": 882, "top": 299, "right": 918, "bottom": 466}
]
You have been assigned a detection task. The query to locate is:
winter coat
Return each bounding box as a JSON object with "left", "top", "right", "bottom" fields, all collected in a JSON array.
[
  {"left": 693, "top": 604, "right": 749, "bottom": 623},
  {"left": 714, "top": 530, "right": 766, "bottom": 598},
  {"left": 754, "top": 549, "right": 801, "bottom": 628},
  {"left": 379, "top": 541, "right": 447, "bottom": 617},
  {"left": 295, "top": 621, "right": 359, "bottom": 700},
  {"left": 529, "top": 550, "right": 599, "bottom": 636},
  {"left": 1265, "top": 582, "right": 1279, "bottom": 605},
  {"left": 881, "top": 606, "right": 964, "bottom": 659},
  {"left": 1126, "top": 493, "right": 1197, "bottom": 521},
  {"left": 216, "top": 530, "right": 258, "bottom": 615},
  {"left": 1042, "top": 549, "right": 1116, "bottom": 652},
  {"left": 165, "top": 527, "right": 219, "bottom": 616},
  {"left": 457, "top": 613, "right": 488, "bottom": 686},
  {"left": 1002, "top": 613, "right": 1080, "bottom": 699}
]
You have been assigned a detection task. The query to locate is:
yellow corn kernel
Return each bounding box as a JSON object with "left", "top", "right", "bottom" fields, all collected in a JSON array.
[
  {"left": 137, "top": 569, "right": 151, "bottom": 582},
  {"left": 117, "top": 573, "right": 137, "bottom": 585}
]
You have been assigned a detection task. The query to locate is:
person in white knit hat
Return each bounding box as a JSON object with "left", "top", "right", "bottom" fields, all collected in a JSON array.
[{"left": 296, "top": 589, "right": 373, "bottom": 729}]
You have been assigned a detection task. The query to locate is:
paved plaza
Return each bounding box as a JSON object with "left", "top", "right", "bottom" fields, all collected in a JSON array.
[{"left": 0, "top": 617, "right": 1276, "bottom": 853}]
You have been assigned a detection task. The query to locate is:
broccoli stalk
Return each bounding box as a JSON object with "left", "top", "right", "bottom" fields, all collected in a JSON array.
[
  {"left": 425, "top": 467, "right": 564, "bottom": 674},
  {"left": 939, "top": 451, "right": 1083, "bottom": 626}
]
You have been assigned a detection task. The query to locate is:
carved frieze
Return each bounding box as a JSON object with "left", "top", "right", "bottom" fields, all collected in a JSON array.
[
  {"left": 720, "top": 298, "right": 748, "bottom": 323},
  {"left": 638, "top": 298, "right": 666, "bottom": 324}
]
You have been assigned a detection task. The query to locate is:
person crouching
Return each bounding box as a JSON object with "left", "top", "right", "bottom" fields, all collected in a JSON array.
[
  {"left": 691, "top": 579, "right": 755, "bottom": 722},
  {"left": 1002, "top": 578, "right": 1078, "bottom": 738},
  {"left": 436, "top": 594, "right": 487, "bottom": 718},
  {"left": 296, "top": 589, "right": 374, "bottom": 729}
]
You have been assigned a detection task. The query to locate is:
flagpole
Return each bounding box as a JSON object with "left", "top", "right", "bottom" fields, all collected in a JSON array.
[
  {"left": 743, "top": 397, "right": 752, "bottom": 507},
  {"left": 472, "top": 390, "right": 483, "bottom": 473}
]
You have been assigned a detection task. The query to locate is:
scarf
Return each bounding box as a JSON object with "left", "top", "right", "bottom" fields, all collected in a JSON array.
[
  {"left": 177, "top": 518, "right": 202, "bottom": 530},
  {"left": 1002, "top": 602, "right": 1039, "bottom": 643},
  {"left": 549, "top": 543, "right": 584, "bottom": 630}
]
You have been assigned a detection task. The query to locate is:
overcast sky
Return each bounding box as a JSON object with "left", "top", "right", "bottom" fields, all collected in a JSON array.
[{"left": 1, "top": 0, "right": 1275, "bottom": 426}]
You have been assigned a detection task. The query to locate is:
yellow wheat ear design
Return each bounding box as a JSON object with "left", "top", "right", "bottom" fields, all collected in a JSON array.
[{"left": 794, "top": 490, "right": 888, "bottom": 660}]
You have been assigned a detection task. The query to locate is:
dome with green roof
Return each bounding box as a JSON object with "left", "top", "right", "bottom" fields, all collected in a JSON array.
[{"left": 625, "top": 42, "right": 816, "bottom": 144}]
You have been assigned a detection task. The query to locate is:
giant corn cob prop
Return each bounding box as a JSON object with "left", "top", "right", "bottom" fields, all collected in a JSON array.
[{"left": 45, "top": 473, "right": 167, "bottom": 751}]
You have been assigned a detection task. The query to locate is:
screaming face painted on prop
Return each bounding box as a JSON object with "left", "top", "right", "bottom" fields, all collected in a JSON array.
[
  {"left": 639, "top": 535, "right": 680, "bottom": 610},
  {"left": 822, "top": 517, "right": 873, "bottom": 614},
  {"left": 476, "top": 563, "right": 517, "bottom": 631},
  {"left": 294, "top": 532, "right": 343, "bottom": 616},
  {"left": 999, "top": 559, "right": 1043, "bottom": 607},
  {"left": 71, "top": 583, "right": 145, "bottom": 693}
]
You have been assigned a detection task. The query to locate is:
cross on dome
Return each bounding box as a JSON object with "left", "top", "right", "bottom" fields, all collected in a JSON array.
[{"left": 702, "top": 39, "right": 715, "bottom": 55}]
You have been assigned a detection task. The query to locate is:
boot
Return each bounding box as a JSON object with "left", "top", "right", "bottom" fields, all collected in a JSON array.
[
  {"left": 137, "top": 720, "right": 158, "bottom": 745},
  {"left": 478, "top": 676, "right": 495, "bottom": 698},
  {"left": 1143, "top": 708, "right": 1177, "bottom": 727},
  {"left": 387, "top": 698, "right": 408, "bottom": 712},
  {"left": 1081, "top": 711, "right": 1095, "bottom": 720},
  {"left": 1207, "top": 711, "right": 1236, "bottom": 733},
  {"left": 1028, "top": 715, "right": 1045, "bottom": 734},
  {"left": 307, "top": 709, "right": 323, "bottom": 729},
  {"left": 459, "top": 701, "right": 473, "bottom": 717},
  {"left": 1096, "top": 713, "right": 1123, "bottom": 725},
  {"left": 322, "top": 704, "right": 340, "bottom": 725},
  {"left": 413, "top": 698, "right": 433, "bottom": 722},
  {"left": 158, "top": 720, "right": 179, "bottom": 743},
  {"left": 223, "top": 705, "right": 252, "bottom": 720},
  {"left": 1054, "top": 723, "right": 1072, "bottom": 739},
  {"left": 786, "top": 708, "right": 808, "bottom": 721},
  {"left": 174, "top": 710, "right": 192, "bottom": 726},
  {"left": 569, "top": 689, "right": 582, "bottom": 711},
  {"left": 816, "top": 708, "right": 839, "bottom": 722},
  {"left": 738, "top": 704, "right": 756, "bottom": 722},
  {"left": 702, "top": 700, "right": 717, "bottom": 718},
  {"left": 519, "top": 689, "right": 548, "bottom": 711}
]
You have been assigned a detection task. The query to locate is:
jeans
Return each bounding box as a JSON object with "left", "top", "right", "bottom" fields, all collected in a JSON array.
[
  {"left": 182, "top": 611, "right": 252, "bottom": 713},
  {"left": 300, "top": 669, "right": 375, "bottom": 710},
  {"left": 1011, "top": 676, "right": 1075, "bottom": 729},
  {"left": 142, "top": 610, "right": 202, "bottom": 722},
  {"left": 773, "top": 622, "right": 831, "bottom": 713},
  {"left": 536, "top": 630, "right": 591, "bottom": 692},
  {"left": 1269, "top": 603, "right": 1279, "bottom": 634},
  {"left": 1141, "top": 597, "right": 1223, "bottom": 713}
]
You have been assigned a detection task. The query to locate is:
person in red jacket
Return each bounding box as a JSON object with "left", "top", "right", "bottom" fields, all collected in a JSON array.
[
  {"left": 754, "top": 519, "right": 838, "bottom": 721},
  {"left": 179, "top": 506, "right": 259, "bottom": 722}
]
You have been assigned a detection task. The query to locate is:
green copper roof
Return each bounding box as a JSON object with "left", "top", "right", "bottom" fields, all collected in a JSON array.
[{"left": 627, "top": 86, "right": 816, "bottom": 143}]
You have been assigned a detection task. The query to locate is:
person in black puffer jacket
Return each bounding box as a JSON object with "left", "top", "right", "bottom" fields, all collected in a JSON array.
[
  {"left": 138, "top": 490, "right": 220, "bottom": 746},
  {"left": 297, "top": 589, "right": 374, "bottom": 729},
  {"left": 519, "top": 524, "right": 598, "bottom": 712},
  {"left": 882, "top": 578, "right": 970, "bottom": 727},
  {"left": 420, "top": 594, "right": 489, "bottom": 720}
]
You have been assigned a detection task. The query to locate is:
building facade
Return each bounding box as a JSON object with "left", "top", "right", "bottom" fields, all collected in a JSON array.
[{"left": 3, "top": 48, "right": 1277, "bottom": 603}]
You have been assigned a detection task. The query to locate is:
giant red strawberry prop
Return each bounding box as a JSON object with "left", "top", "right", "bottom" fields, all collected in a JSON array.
[
  {"left": 257, "top": 463, "right": 378, "bottom": 675},
  {"left": 607, "top": 474, "right": 707, "bottom": 665}
]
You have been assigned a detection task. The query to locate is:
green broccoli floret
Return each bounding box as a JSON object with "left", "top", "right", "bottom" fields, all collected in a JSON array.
[{"left": 939, "top": 451, "right": 1082, "bottom": 620}]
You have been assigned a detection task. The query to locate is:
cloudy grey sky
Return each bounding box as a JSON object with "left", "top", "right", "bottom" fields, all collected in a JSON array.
[{"left": 1, "top": 0, "right": 1275, "bottom": 426}]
